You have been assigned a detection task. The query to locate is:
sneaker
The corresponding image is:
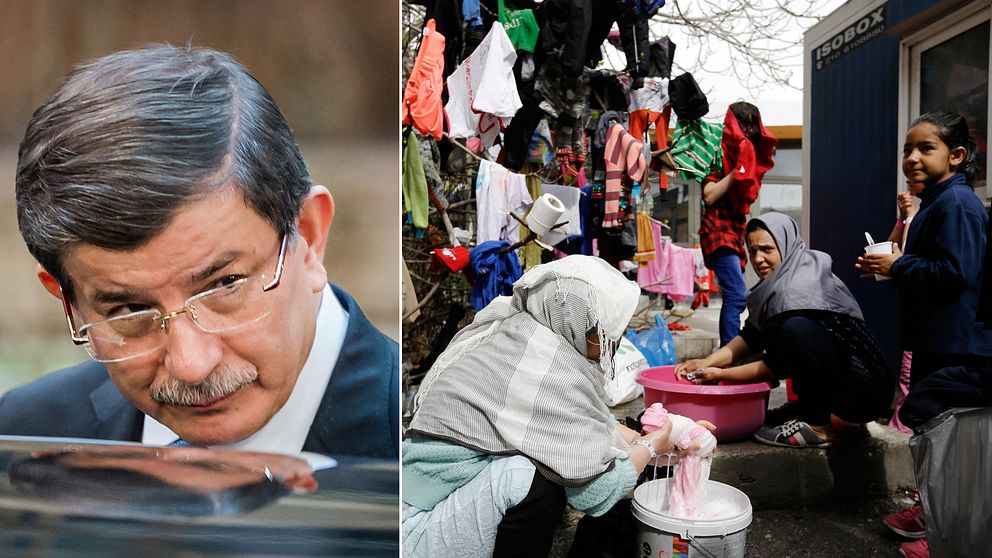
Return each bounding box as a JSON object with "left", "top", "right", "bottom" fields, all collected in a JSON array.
[
  {"left": 884, "top": 502, "right": 926, "bottom": 539},
  {"left": 898, "top": 538, "right": 929, "bottom": 558},
  {"left": 753, "top": 419, "right": 831, "bottom": 448}
]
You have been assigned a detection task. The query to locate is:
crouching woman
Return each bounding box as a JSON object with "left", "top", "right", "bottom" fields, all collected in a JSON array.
[
  {"left": 402, "top": 255, "right": 682, "bottom": 557},
  {"left": 675, "top": 212, "right": 895, "bottom": 448}
]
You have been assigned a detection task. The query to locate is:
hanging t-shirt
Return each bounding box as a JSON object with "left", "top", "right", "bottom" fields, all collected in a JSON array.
[
  {"left": 476, "top": 160, "right": 533, "bottom": 244},
  {"left": 446, "top": 22, "right": 522, "bottom": 149},
  {"left": 617, "top": 75, "right": 670, "bottom": 113}
]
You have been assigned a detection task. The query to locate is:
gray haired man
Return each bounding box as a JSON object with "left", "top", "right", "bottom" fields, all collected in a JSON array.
[{"left": 1, "top": 45, "right": 398, "bottom": 459}]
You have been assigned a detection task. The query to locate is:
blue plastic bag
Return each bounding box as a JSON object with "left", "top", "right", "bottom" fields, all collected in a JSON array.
[{"left": 625, "top": 315, "right": 676, "bottom": 366}]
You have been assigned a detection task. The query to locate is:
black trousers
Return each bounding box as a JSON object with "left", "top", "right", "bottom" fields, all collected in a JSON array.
[
  {"left": 493, "top": 469, "right": 566, "bottom": 558},
  {"left": 765, "top": 316, "right": 891, "bottom": 425},
  {"left": 900, "top": 364, "right": 992, "bottom": 429}
]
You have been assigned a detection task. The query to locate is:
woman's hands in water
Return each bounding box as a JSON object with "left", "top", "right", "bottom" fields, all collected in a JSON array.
[{"left": 674, "top": 360, "right": 722, "bottom": 384}]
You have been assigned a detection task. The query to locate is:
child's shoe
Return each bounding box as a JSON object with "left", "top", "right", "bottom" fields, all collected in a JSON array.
[
  {"left": 753, "top": 419, "right": 831, "bottom": 448},
  {"left": 898, "top": 537, "right": 929, "bottom": 558},
  {"left": 883, "top": 501, "right": 926, "bottom": 539}
]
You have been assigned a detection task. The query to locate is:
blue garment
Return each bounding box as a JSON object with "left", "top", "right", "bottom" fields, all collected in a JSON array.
[
  {"left": 0, "top": 285, "right": 400, "bottom": 461},
  {"left": 708, "top": 246, "right": 747, "bottom": 346},
  {"left": 462, "top": 0, "right": 482, "bottom": 28},
  {"left": 890, "top": 173, "right": 992, "bottom": 356},
  {"left": 470, "top": 241, "right": 523, "bottom": 310}
]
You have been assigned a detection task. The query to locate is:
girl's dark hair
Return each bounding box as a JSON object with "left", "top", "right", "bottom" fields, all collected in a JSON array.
[
  {"left": 910, "top": 112, "right": 978, "bottom": 184},
  {"left": 730, "top": 101, "right": 762, "bottom": 143}
]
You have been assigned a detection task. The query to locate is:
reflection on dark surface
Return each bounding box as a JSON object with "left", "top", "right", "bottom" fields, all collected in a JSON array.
[
  {"left": 0, "top": 437, "right": 399, "bottom": 557},
  {"left": 9, "top": 448, "right": 293, "bottom": 519}
]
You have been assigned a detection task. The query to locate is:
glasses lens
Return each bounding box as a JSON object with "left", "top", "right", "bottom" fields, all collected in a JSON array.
[
  {"left": 190, "top": 275, "right": 272, "bottom": 333},
  {"left": 80, "top": 311, "right": 164, "bottom": 363}
]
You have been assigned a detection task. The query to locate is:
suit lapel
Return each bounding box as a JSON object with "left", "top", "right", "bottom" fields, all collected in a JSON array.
[{"left": 83, "top": 372, "right": 143, "bottom": 441}]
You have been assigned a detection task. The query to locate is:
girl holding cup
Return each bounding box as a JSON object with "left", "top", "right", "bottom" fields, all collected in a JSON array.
[{"left": 858, "top": 112, "right": 992, "bottom": 387}]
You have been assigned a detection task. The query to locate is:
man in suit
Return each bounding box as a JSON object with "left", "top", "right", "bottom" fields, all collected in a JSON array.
[{"left": 0, "top": 45, "right": 398, "bottom": 460}]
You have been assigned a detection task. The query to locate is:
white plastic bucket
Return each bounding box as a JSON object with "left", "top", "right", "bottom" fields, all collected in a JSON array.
[{"left": 631, "top": 479, "right": 752, "bottom": 558}]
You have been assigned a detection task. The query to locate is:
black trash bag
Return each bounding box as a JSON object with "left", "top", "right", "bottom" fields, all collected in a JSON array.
[{"left": 669, "top": 72, "right": 709, "bottom": 120}]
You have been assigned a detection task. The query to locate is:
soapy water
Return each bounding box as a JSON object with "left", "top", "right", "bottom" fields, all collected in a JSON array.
[{"left": 639, "top": 478, "right": 744, "bottom": 520}]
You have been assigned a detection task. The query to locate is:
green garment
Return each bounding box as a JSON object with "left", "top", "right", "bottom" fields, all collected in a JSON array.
[
  {"left": 403, "top": 129, "right": 430, "bottom": 230},
  {"left": 402, "top": 437, "right": 638, "bottom": 517},
  {"left": 499, "top": 0, "right": 540, "bottom": 53},
  {"left": 670, "top": 118, "right": 724, "bottom": 182}
]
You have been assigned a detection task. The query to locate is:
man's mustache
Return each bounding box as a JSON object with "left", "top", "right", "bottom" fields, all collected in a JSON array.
[{"left": 150, "top": 366, "right": 258, "bottom": 406}]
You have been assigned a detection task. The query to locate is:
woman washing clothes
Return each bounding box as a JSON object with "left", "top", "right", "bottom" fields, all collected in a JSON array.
[
  {"left": 675, "top": 212, "right": 895, "bottom": 448},
  {"left": 402, "top": 255, "right": 712, "bottom": 557}
]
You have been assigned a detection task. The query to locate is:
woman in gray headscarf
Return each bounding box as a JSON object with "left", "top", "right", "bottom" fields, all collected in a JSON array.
[
  {"left": 403, "top": 255, "right": 703, "bottom": 558},
  {"left": 676, "top": 212, "right": 895, "bottom": 448}
]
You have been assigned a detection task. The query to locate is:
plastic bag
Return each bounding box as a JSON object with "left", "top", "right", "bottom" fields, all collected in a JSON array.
[
  {"left": 625, "top": 314, "right": 677, "bottom": 367},
  {"left": 605, "top": 337, "right": 648, "bottom": 406}
]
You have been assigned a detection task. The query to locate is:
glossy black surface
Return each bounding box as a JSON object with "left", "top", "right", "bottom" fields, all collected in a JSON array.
[{"left": 0, "top": 437, "right": 398, "bottom": 557}]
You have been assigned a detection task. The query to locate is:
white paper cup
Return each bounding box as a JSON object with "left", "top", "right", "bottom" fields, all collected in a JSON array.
[{"left": 864, "top": 241, "right": 894, "bottom": 281}]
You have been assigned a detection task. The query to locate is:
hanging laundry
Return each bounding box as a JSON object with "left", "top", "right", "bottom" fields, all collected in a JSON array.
[
  {"left": 497, "top": 0, "right": 540, "bottom": 53},
  {"left": 633, "top": 211, "right": 655, "bottom": 265},
  {"left": 642, "top": 36, "right": 676, "bottom": 79},
  {"left": 462, "top": 0, "right": 483, "bottom": 29},
  {"left": 476, "top": 159, "right": 533, "bottom": 244},
  {"left": 718, "top": 108, "right": 778, "bottom": 214},
  {"left": 603, "top": 123, "right": 647, "bottom": 228},
  {"left": 446, "top": 22, "right": 522, "bottom": 149},
  {"left": 403, "top": 19, "right": 446, "bottom": 141},
  {"left": 668, "top": 72, "right": 709, "bottom": 120},
  {"left": 593, "top": 110, "right": 629, "bottom": 150},
  {"left": 409, "top": 0, "right": 463, "bottom": 80},
  {"left": 517, "top": 172, "right": 545, "bottom": 270},
  {"left": 619, "top": 75, "right": 672, "bottom": 190},
  {"left": 618, "top": 75, "right": 670, "bottom": 114},
  {"left": 469, "top": 240, "right": 523, "bottom": 310},
  {"left": 403, "top": 129, "right": 430, "bottom": 232},
  {"left": 636, "top": 221, "right": 695, "bottom": 302},
  {"left": 525, "top": 119, "right": 554, "bottom": 166},
  {"left": 415, "top": 130, "right": 449, "bottom": 211},
  {"left": 670, "top": 118, "right": 724, "bottom": 181}
]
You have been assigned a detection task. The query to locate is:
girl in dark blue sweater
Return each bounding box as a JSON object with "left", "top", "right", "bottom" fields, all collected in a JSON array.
[{"left": 860, "top": 112, "right": 992, "bottom": 387}]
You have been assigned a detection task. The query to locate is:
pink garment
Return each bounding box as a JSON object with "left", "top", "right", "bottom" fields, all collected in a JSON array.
[
  {"left": 889, "top": 351, "right": 914, "bottom": 434},
  {"left": 636, "top": 221, "right": 695, "bottom": 302},
  {"left": 641, "top": 403, "right": 717, "bottom": 518}
]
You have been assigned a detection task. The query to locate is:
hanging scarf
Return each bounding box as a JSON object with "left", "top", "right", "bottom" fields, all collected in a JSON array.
[
  {"left": 746, "top": 212, "right": 863, "bottom": 330},
  {"left": 408, "top": 255, "right": 641, "bottom": 486}
]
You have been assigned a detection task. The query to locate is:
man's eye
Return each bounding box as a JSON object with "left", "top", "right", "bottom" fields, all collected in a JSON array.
[
  {"left": 107, "top": 304, "right": 151, "bottom": 317},
  {"left": 213, "top": 275, "right": 244, "bottom": 289}
]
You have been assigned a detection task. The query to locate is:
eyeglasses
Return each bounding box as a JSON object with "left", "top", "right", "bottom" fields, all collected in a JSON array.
[{"left": 60, "top": 235, "right": 289, "bottom": 363}]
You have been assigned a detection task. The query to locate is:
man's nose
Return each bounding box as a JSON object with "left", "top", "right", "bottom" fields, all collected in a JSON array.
[{"left": 162, "top": 315, "right": 224, "bottom": 385}]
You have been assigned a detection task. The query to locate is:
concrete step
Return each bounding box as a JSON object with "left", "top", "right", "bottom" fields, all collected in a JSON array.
[{"left": 671, "top": 329, "right": 719, "bottom": 361}]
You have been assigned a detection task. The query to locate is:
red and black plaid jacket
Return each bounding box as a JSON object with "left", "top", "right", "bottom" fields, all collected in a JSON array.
[{"left": 699, "top": 170, "right": 747, "bottom": 269}]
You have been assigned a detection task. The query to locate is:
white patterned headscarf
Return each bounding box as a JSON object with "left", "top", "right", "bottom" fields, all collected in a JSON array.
[{"left": 408, "top": 255, "right": 641, "bottom": 486}]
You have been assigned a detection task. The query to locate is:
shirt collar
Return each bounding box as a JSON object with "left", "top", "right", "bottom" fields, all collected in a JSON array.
[
  {"left": 919, "top": 172, "right": 967, "bottom": 208},
  {"left": 142, "top": 284, "right": 348, "bottom": 455}
]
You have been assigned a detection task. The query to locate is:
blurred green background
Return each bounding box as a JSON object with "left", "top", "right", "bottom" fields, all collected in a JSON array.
[{"left": 0, "top": 0, "right": 399, "bottom": 394}]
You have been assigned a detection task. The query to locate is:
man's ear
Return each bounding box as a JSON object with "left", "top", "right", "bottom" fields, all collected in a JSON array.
[
  {"left": 36, "top": 264, "right": 64, "bottom": 300},
  {"left": 296, "top": 185, "right": 335, "bottom": 293}
]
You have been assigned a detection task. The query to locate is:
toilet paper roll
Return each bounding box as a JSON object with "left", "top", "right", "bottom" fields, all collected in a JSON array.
[{"left": 526, "top": 193, "right": 565, "bottom": 236}]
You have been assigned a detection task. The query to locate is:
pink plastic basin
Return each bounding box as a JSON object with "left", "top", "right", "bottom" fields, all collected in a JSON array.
[{"left": 636, "top": 365, "right": 775, "bottom": 442}]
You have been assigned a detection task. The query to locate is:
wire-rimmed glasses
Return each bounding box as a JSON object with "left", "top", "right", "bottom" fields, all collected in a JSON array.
[{"left": 60, "top": 235, "right": 288, "bottom": 363}]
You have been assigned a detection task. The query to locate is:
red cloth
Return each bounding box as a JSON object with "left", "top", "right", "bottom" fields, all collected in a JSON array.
[
  {"left": 699, "top": 191, "right": 747, "bottom": 266},
  {"left": 629, "top": 105, "right": 671, "bottom": 191},
  {"left": 719, "top": 109, "right": 778, "bottom": 214},
  {"left": 402, "top": 19, "right": 446, "bottom": 141}
]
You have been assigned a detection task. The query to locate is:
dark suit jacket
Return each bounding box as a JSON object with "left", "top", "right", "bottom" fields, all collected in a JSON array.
[{"left": 0, "top": 285, "right": 399, "bottom": 460}]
